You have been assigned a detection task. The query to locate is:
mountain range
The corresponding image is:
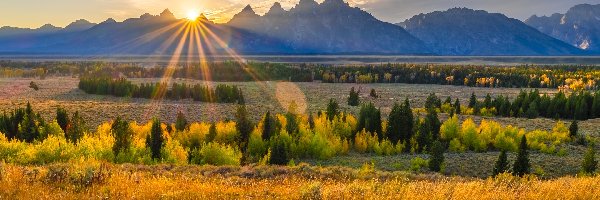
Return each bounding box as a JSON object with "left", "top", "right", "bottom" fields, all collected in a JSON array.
[
  {"left": 0, "top": 1, "right": 598, "bottom": 56},
  {"left": 526, "top": 4, "right": 600, "bottom": 53}
]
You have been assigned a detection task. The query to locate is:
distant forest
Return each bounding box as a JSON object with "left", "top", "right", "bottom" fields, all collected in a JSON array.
[{"left": 1, "top": 61, "right": 599, "bottom": 90}]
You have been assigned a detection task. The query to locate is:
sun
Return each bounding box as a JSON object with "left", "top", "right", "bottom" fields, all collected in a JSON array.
[{"left": 186, "top": 11, "right": 200, "bottom": 21}]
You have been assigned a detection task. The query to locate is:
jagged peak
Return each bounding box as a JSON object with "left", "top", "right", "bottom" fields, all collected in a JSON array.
[
  {"left": 241, "top": 4, "right": 256, "bottom": 14},
  {"left": 266, "top": 2, "right": 286, "bottom": 16},
  {"left": 101, "top": 18, "right": 117, "bottom": 24},
  {"left": 297, "top": 0, "right": 318, "bottom": 8},
  {"left": 140, "top": 13, "right": 154, "bottom": 19},
  {"left": 322, "top": 0, "right": 348, "bottom": 6},
  {"left": 160, "top": 9, "right": 176, "bottom": 19}
]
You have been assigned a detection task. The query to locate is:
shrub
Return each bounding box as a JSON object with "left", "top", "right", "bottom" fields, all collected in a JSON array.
[
  {"left": 410, "top": 157, "right": 428, "bottom": 172},
  {"left": 191, "top": 142, "right": 241, "bottom": 166},
  {"left": 348, "top": 87, "right": 360, "bottom": 106},
  {"left": 160, "top": 138, "right": 188, "bottom": 164}
]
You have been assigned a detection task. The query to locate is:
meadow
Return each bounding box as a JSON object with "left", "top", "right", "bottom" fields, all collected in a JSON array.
[{"left": 0, "top": 62, "right": 599, "bottom": 199}]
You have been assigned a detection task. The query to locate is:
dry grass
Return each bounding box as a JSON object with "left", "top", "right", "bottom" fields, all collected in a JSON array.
[{"left": 0, "top": 162, "right": 598, "bottom": 199}]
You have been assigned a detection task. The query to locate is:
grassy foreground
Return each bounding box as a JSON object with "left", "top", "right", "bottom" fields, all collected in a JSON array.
[{"left": 0, "top": 162, "right": 598, "bottom": 199}]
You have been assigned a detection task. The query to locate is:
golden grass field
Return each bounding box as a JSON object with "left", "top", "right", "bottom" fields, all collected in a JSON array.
[{"left": 0, "top": 162, "right": 598, "bottom": 199}]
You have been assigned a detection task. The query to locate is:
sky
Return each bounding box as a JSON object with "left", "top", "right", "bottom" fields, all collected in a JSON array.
[{"left": 0, "top": 0, "right": 598, "bottom": 28}]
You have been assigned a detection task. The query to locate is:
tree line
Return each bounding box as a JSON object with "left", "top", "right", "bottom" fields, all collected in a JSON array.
[
  {"left": 0, "top": 102, "right": 596, "bottom": 176},
  {"left": 78, "top": 77, "right": 245, "bottom": 104}
]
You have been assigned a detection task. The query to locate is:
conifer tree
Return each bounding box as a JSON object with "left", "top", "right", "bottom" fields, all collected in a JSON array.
[
  {"left": 66, "top": 111, "right": 86, "bottom": 144},
  {"left": 56, "top": 107, "right": 69, "bottom": 133},
  {"left": 582, "top": 144, "right": 597, "bottom": 174},
  {"left": 386, "top": 102, "right": 403, "bottom": 144},
  {"left": 262, "top": 111, "right": 276, "bottom": 140},
  {"left": 326, "top": 99, "right": 339, "bottom": 121},
  {"left": 147, "top": 118, "right": 164, "bottom": 160},
  {"left": 569, "top": 120, "right": 578, "bottom": 139},
  {"left": 428, "top": 140, "right": 444, "bottom": 172},
  {"left": 206, "top": 122, "right": 217, "bottom": 143},
  {"left": 469, "top": 92, "right": 478, "bottom": 108},
  {"left": 513, "top": 135, "right": 530, "bottom": 177},
  {"left": 369, "top": 89, "right": 378, "bottom": 98},
  {"left": 348, "top": 87, "right": 360, "bottom": 106},
  {"left": 308, "top": 112, "right": 315, "bottom": 130},
  {"left": 269, "top": 136, "right": 290, "bottom": 165},
  {"left": 454, "top": 98, "right": 461, "bottom": 114},
  {"left": 357, "top": 102, "right": 382, "bottom": 139},
  {"left": 111, "top": 116, "right": 133, "bottom": 156},
  {"left": 493, "top": 150, "right": 509, "bottom": 176},
  {"left": 175, "top": 111, "right": 188, "bottom": 132},
  {"left": 235, "top": 105, "right": 254, "bottom": 164}
]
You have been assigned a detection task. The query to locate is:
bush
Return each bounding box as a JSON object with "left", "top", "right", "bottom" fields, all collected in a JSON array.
[
  {"left": 191, "top": 142, "right": 241, "bottom": 166},
  {"left": 582, "top": 144, "right": 597, "bottom": 174},
  {"left": 410, "top": 157, "right": 428, "bottom": 172}
]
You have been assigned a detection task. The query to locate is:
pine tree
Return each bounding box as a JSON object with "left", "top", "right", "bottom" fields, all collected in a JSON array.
[
  {"left": 454, "top": 98, "right": 461, "bottom": 114},
  {"left": 111, "top": 117, "right": 133, "bottom": 156},
  {"left": 525, "top": 101, "right": 539, "bottom": 119},
  {"left": 308, "top": 112, "right": 315, "bottom": 130},
  {"left": 416, "top": 120, "right": 431, "bottom": 153},
  {"left": 386, "top": 102, "right": 403, "bottom": 144},
  {"left": 428, "top": 140, "right": 444, "bottom": 172},
  {"left": 175, "top": 111, "right": 188, "bottom": 132},
  {"left": 326, "top": 99, "right": 339, "bottom": 121},
  {"left": 357, "top": 102, "right": 382, "bottom": 139},
  {"left": 66, "top": 111, "right": 86, "bottom": 144},
  {"left": 592, "top": 93, "right": 600, "bottom": 118},
  {"left": 582, "top": 144, "right": 597, "bottom": 174},
  {"left": 513, "top": 135, "right": 530, "bottom": 177},
  {"left": 206, "top": 122, "right": 217, "bottom": 143},
  {"left": 469, "top": 92, "right": 477, "bottom": 108},
  {"left": 493, "top": 150, "right": 509, "bottom": 176},
  {"left": 569, "top": 120, "right": 578, "bottom": 138},
  {"left": 147, "top": 118, "right": 164, "bottom": 160},
  {"left": 262, "top": 111, "right": 276, "bottom": 140},
  {"left": 235, "top": 105, "right": 254, "bottom": 164},
  {"left": 56, "top": 107, "right": 69, "bottom": 133},
  {"left": 269, "top": 136, "right": 290, "bottom": 165},
  {"left": 348, "top": 87, "right": 360, "bottom": 106},
  {"left": 425, "top": 109, "right": 441, "bottom": 141}
]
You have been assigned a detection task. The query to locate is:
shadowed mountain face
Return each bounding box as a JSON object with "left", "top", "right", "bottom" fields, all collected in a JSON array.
[
  {"left": 0, "top": 10, "right": 290, "bottom": 55},
  {"left": 226, "top": 0, "right": 429, "bottom": 54},
  {"left": 400, "top": 8, "right": 583, "bottom": 56},
  {"left": 525, "top": 4, "right": 600, "bottom": 52}
]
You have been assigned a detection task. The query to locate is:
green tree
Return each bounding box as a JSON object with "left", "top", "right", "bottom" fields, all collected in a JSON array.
[
  {"left": 454, "top": 98, "right": 461, "bottom": 115},
  {"left": 326, "top": 99, "right": 339, "bottom": 121},
  {"left": 425, "top": 109, "right": 441, "bottom": 141},
  {"left": 425, "top": 93, "right": 441, "bottom": 110},
  {"left": 146, "top": 118, "right": 164, "bottom": 160},
  {"left": 525, "top": 101, "right": 539, "bottom": 119},
  {"left": 206, "top": 122, "right": 217, "bottom": 143},
  {"left": 512, "top": 135, "right": 530, "bottom": 177},
  {"left": 582, "top": 144, "right": 597, "bottom": 174},
  {"left": 428, "top": 140, "right": 444, "bottom": 172},
  {"left": 175, "top": 111, "right": 188, "bottom": 132},
  {"left": 386, "top": 102, "right": 403, "bottom": 143},
  {"left": 369, "top": 89, "right": 378, "bottom": 98},
  {"left": 111, "top": 117, "right": 133, "bottom": 157},
  {"left": 56, "top": 107, "right": 69, "bottom": 133},
  {"left": 66, "top": 111, "right": 86, "bottom": 144},
  {"left": 348, "top": 87, "right": 360, "bottom": 106},
  {"left": 235, "top": 105, "right": 254, "bottom": 164},
  {"left": 569, "top": 120, "right": 578, "bottom": 139},
  {"left": 357, "top": 102, "right": 382, "bottom": 139},
  {"left": 269, "top": 135, "right": 290, "bottom": 165},
  {"left": 493, "top": 150, "right": 509, "bottom": 176},
  {"left": 262, "top": 111, "right": 276, "bottom": 140},
  {"left": 469, "top": 92, "right": 478, "bottom": 108}
]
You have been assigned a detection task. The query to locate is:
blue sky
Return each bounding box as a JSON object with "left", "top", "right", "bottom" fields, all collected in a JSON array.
[{"left": 0, "top": 0, "right": 598, "bottom": 28}]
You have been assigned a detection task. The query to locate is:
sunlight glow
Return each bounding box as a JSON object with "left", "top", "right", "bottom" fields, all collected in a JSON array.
[{"left": 186, "top": 11, "right": 200, "bottom": 21}]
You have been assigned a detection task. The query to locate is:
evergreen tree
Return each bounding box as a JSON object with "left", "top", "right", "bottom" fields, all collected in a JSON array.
[
  {"left": 56, "top": 107, "right": 69, "bottom": 133},
  {"left": 512, "top": 135, "right": 530, "bottom": 177},
  {"left": 525, "top": 101, "right": 539, "bottom": 119},
  {"left": 348, "top": 87, "right": 360, "bottom": 106},
  {"left": 66, "top": 111, "right": 86, "bottom": 144},
  {"left": 235, "top": 105, "right": 254, "bottom": 164},
  {"left": 425, "top": 109, "right": 441, "bottom": 141},
  {"left": 262, "top": 111, "right": 276, "bottom": 140},
  {"left": 454, "top": 98, "right": 461, "bottom": 115},
  {"left": 428, "top": 140, "right": 444, "bottom": 172},
  {"left": 574, "top": 98, "right": 589, "bottom": 120},
  {"left": 206, "top": 122, "right": 217, "bottom": 143},
  {"left": 111, "top": 117, "right": 133, "bottom": 156},
  {"left": 592, "top": 93, "right": 600, "bottom": 119},
  {"left": 285, "top": 111, "right": 298, "bottom": 135},
  {"left": 493, "top": 150, "right": 509, "bottom": 176},
  {"left": 416, "top": 120, "right": 431, "bottom": 153},
  {"left": 326, "top": 99, "right": 339, "bottom": 121},
  {"left": 307, "top": 112, "right": 315, "bottom": 130},
  {"left": 269, "top": 136, "right": 290, "bottom": 165},
  {"left": 175, "top": 111, "right": 188, "bottom": 132},
  {"left": 569, "top": 120, "right": 578, "bottom": 139},
  {"left": 425, "top": 93, "right": 441, "bottom": 110},
  {"left": 357, "top": 102, "right": 382, "bottom": 139},
  {"left": 147, "top": 118, "right": 164, "bottom": 160},
  {"left": 469, "top": 92, "right": 478, "bottom": 108},
  {"left": 582, "top": 144, "right": 597, "bottom": 174},
  {"left": 386, "top": 102, "right": 403, "bottom": 144}
]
